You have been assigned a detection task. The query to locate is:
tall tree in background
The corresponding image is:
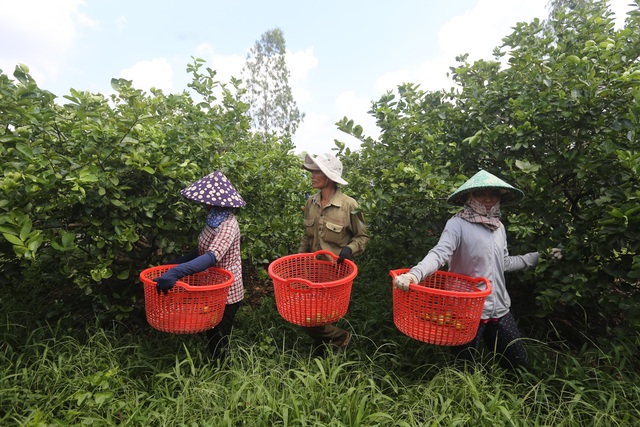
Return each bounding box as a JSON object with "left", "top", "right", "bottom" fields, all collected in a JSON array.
[
  {"left": 242, "top": 28, "right": 304, "bottom": 139},
  {"left": 546, "top": 0, "right": 593, "bottom": 15}
]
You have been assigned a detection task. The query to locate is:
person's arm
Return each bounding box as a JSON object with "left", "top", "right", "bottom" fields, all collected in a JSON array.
[
  {"left": 154, "top": 252, "right": 217, "bottom": 295},
  {"left": 409, "top": 220, "right": 460, "bottom": 282},
  {"left": 298, "top": 199, "right": 313, "bottom": 253},
  {"left": 298, "top": 234, "right": 311, "bottom": 253},
  {"left": 394, "top": 220, "right": 459, "bottom": 291},
  {"left": 168, "top": 249, "right": 199, "bottom": 264},
  {"left": 345, "top": 209, "right": 369, "bottom": 257},
  {"left": 504, "top": 252, "right": 540, "bottom": 272},
  {"left": 501, "top": 227, "right": 540, "bottom": 272}
]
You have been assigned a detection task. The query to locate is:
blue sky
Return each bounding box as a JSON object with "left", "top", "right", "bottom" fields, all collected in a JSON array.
[{"left": 1, "top": 0, "right": 634, "bottom": 154}]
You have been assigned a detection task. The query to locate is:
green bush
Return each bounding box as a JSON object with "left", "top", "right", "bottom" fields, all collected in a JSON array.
[
  {"left": 338, "top": 1, "right": 640, "bottom": 337},
  {"left": 0, "top": 59, "right": 307, "bottom": 318}
]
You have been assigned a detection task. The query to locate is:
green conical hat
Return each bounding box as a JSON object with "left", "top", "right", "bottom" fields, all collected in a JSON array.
[{"left": 447, "top": 170, "right": 524, "bottom": 206}]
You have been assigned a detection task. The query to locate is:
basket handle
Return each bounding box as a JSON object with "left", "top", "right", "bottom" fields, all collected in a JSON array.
[
  {"left": 282, "top": 277, "right": 315, "bottom": 290},
  {"left": 389, "top": 268, "right": 410, "bottom": 280},
  {"left": 313, "top": 249, "right": 339, "bottom": 261},
  {"left": 280, "top": 250, "right": 337, "bottom": 289}
]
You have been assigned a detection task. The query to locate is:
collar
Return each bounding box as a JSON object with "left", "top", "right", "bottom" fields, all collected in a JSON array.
[{"left": 311, "top": 188, "right": 343, "bottom": 207}]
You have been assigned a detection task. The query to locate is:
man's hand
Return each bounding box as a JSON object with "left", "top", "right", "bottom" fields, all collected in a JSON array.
[{"left": 337, "top": 246, "right": 353, "bottom": 264}]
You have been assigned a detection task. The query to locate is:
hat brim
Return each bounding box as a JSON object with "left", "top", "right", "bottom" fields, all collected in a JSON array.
[
  {"left": 180, "top": 171, "right": 246, "bottom": 208},
  {"left": 447, "top": 186, "right": 523, "bottom": 206},
  {"left": 302, "top": 154, "right": 348, "bottom": 185},
  {"left": 446, "top": 170, "right": 524, "bottom": 206},
  {"left": 302, "top": 154, "right": 320, "bottom": 171}
]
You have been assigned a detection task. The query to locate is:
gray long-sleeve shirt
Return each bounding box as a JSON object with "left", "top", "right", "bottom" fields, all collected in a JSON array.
[{"left": 409, "top": 216, "right": 539, "bottom": 319}]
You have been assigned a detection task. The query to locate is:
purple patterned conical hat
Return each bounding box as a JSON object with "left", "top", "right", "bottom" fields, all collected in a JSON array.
[{"left": 180, "top": 170, "right": 246, "bottom": 207}]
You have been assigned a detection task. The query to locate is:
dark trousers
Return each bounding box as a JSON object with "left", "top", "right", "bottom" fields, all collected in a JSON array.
[
  {"left": 206, "top": 300, "right": 242, "bottom": 360},
  {"left": 451, "top": 311, "right": 529, "bottom": 370},
  {"left": 302, "top": 324, "right": 349, "bottom": 349}
]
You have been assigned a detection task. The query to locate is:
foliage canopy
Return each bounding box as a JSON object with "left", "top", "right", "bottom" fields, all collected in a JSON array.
[
  {"left": 1, "top": 0, "right": 639, "bottom": 343},
  {"left": 337, "top": 0, "right": 640, "bottom": 337}
]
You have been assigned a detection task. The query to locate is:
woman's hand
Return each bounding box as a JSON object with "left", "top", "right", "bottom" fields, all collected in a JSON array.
[
  {"left": 393, "top": 273, "right": 418, "bottom": 291},
  {"left": 550, "top": 247, "right": 563, "bottom": 259}
]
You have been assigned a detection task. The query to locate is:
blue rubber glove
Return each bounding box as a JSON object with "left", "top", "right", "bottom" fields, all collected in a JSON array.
[
  {"left": 168, "top": 249, "right": 199, "bottom": 264},
  {"left": 153, "top": 252, "right": 217, "bottom": 295},
  {"left": 337, "top": 246, "right": 352, "bottom": 264}
]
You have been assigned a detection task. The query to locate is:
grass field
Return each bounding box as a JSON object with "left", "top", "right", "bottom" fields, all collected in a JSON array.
[{"left": 2, "top": 272, "right": 639, "bottom": 426}]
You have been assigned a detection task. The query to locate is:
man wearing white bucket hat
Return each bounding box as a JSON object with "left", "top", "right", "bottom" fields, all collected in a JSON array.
[
  {"left": 298, "top": 153, "right": 369, "bottom": 355},
  {"left": 393, "top": 170, "right": 560, "bottom": 371}
]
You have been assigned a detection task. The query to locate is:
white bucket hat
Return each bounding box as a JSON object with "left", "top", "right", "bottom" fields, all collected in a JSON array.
[{"left": 302, "top": 153, "right": 348, "bottom": 185}]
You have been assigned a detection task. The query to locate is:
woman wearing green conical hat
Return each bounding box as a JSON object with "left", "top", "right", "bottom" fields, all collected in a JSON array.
[{"left": 393, "top": 170, "right": 553, "bottom": 371}]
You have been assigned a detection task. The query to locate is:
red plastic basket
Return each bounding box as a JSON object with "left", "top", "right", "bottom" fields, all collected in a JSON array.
[
  {"left": 139, "top": 265, "right": 233, "bottom": 334},
  {"left": 389, "top": 269, "right": 492, "bottom": 346},
  {"left": 268, "top": 250, "right": 358, "bottom": 326}
]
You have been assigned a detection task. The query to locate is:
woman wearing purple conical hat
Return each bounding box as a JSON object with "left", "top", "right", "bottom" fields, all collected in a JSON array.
[
  {"left": 154, "top": 170, "right": 246, "bottom": 361},
  {"left": 392, "top": 170, "right": 561, "bottom": 371}
]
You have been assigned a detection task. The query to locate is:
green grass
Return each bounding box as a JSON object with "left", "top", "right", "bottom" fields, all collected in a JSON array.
[{"left": 1, "top": 271, "right": 639, "bottom": 426}]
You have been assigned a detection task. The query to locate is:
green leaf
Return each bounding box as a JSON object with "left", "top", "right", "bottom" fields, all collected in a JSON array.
[
  {"left": 515, "top": 159, "right": 540, "bottom": 173},
  {"left": 62, "top": 232, "right": 75, "bottom": 247},
  {"left": 79, "top": 170, "right": 99, "bottom": 182},
  {"left": 3, "top": 233, "right": 23, "bottom": 246},
  {"left": 19, "top": 221, "right": 32, "bottom": 241},
  {"left": 94, "top": 391, "right": 113, "bottom": 405},
  {"left": 27, "top": 238, "right": 42, "bottom": 252},
  {"left": 15, "top": 143, "right": 33, "bottom": 158}
]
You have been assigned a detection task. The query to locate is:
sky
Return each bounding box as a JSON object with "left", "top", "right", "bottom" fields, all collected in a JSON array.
[{"left": 0, "top": 0, "right": 634, "bottom": 155}]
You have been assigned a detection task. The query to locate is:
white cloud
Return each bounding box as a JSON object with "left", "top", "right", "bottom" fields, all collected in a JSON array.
[
  {"left": 0, "top": 0, "right": 95, "bottom": 84},
  {"left": 119, "top": 58, "right": 174, "bottom": 93},
  {"left": 293, "top": 111, "right": 334, "bottom": 154},
  {"left": 331, "top": 0, "right": 550, "bottom": 152},
  {"left": 293, "top": 90, "right": 376, "bottom": 155},
  {"left": 335, "top": 90, "right": 376, "bottom": 136},
  {"left": 330, "top": 88, "right": 383, "bottom": 150},
  {"left": 609, "top": 0, "right": 636, "bottom": 27},
  {"left": 438, "top": 0, "right": 547, "bottom": 62},
  {"left": 286, "top": 48, "right": 318, "bottom": 104},
  {"left": 193, "top": 43, "right": 246, "bottom": 85},
  {"left": 377, "top": 0, "right": 549, "bottom": 96},
  {"left": 375, "top": 55, "right": 457, "bottom": 94},
  {"left": 380, "top": 0, "right": 634, "bottom": 98},
  {"left": 115, "top": 16, "right": 128, "bottom": 32}
]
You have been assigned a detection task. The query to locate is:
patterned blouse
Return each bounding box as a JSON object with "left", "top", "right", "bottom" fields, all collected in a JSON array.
[{"left": 197, "top": 214, "right": 244, "bottom": 304}]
